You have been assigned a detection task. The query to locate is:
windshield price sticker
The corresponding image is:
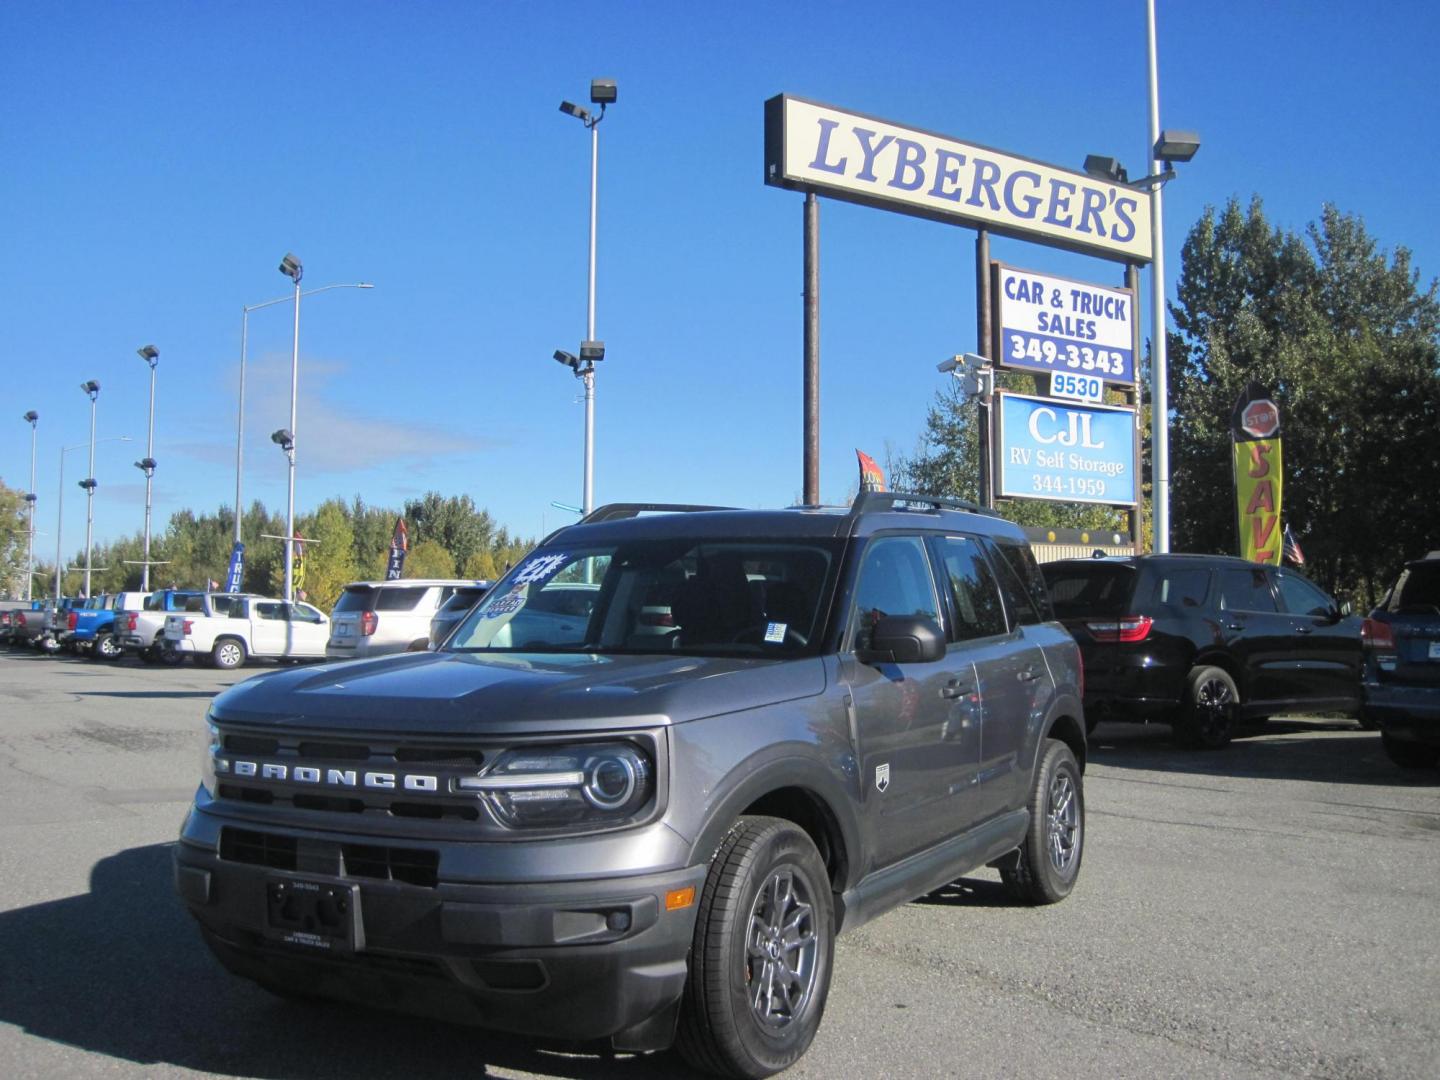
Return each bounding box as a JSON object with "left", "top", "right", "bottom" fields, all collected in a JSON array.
[
  {"left": 995, "top": 392, "right": 1137, "bottom": 506},
  {"left": 1050, "top": 371, "right": 1104, "bottom": 403},
  {"left": 996, "top": 265, "right": 1135, "bottom": 385}
]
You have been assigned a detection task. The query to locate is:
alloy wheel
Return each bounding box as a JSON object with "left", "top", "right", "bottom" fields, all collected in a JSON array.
[
  {"left": 745, "top": 867, "right": 819, "bottom": 1030},
  {"left": 1046, "top": 770, "right": 1080, "bottom": 874}
]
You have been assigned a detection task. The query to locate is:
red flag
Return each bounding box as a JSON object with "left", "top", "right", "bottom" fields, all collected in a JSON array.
[{"left": 856, "top": 449, "right": 886, "bottom": 493}]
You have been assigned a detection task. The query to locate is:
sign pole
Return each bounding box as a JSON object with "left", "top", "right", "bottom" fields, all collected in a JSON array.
[
  {"left": 1126, "top": 262, "right": 1143, "bottom": 553},
  {"left": 976, "top": 229, "right": 993, "bottom": 509},
  {"left": 803, "top": 192, "right": 820, "bottom": 505}
]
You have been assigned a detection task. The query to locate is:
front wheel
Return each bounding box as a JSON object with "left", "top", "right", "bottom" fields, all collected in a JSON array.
[
  {"left": 1176, "top": 665, "right": 1238, "bottom": 749},
  {"left": 211, "top": 638, "right": 246, "bottom": 670},
  {"left": 677, "top": 816, "right": 834, "bottom": 1079},
  {"left": 1001, "top": 739, "right": 1085, "bottom": 905},
  {"left": 1382, "top": 732, "right": 1440, "bottom": 770}
]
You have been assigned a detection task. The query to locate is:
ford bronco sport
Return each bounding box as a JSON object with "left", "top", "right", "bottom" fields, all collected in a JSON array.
[{"left": 175, "top": 494, "right": 1087, "bottom": 1078}]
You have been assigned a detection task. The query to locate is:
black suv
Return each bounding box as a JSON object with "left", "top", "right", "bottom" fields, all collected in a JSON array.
[
  {"left": 1042, "top": 554, "right": 1361, "bottom": 748},
  {"left": 1362, "top": 552, "right": 1440, "bottom": 770},
  {"left": 174, "top": 494, "right": 1086, "bottom": 1078}
]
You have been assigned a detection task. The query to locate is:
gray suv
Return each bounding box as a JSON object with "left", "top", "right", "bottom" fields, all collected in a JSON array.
[{"left": 175, "top": 495, "right": 1086, "bottom": 1078}]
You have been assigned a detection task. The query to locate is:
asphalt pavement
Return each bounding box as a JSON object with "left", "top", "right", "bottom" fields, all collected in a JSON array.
[{"left": 0, "top": 649, "right": 1436, "bottom": 1079}]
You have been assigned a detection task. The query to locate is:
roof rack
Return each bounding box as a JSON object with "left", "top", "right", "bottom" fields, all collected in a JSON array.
[
  {"left": 848, "top": 490, "right": 1000, "bottom": 518},
  {"left": 578, "top": 502, "right": 740, "bottom": 525}
]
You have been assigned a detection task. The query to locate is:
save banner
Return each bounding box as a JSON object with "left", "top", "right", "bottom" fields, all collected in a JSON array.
[{"left": 1230, "top": 383, "right": 1283, "bottom": 565}]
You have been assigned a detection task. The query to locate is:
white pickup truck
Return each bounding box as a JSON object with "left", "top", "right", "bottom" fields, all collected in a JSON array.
[{"left": 162, "top": 593, "right": 330, "bottom": 669}]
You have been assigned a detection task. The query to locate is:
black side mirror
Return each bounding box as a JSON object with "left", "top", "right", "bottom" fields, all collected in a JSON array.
[{"left": 856, "top": 614, "right": 946, "bottom": 665}]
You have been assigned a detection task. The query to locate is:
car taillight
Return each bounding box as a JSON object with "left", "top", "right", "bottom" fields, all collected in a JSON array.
[
  {"left": 360, "top": 611, "right": 378, "bottom": 636},
  {"left": 183, "top": 619, "right": 193, "bottom": 635},
  {"left": 16, "top": 614, "right": 26, "bottom": 628},
  {"left": 1361, "top": 618, "right": 1395, "bottom": 650},
  {"left": 1085, "top": 615, "right": 1153, "bottom": 643},
  {"left": 125, "top": 613, "right": 137, "bottom": 631},
  {"left": 68, "top": 612, "right": 78, "bottom": 630}
]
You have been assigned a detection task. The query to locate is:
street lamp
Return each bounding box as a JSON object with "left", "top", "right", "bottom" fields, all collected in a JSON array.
[
  {"left": 54, "top": 435, "right": 130, "bottom": 603},
  {"left": 22, "top": 410, "right": 38, "bottom": 600},
  {"left": 135, "top": 344, "right": 159, "bottom": 589},
  {"left": 557, "top": 78, "right": 616, "bottom": 516},
  {"left": 278, "top": 252, "right": 303, "bottom": 602},
  {"left": 234, "top": 281, "right": 373, "bottom": 552},
  {"left": 79, "top": 380, "right": 101, "bottom": 597}
]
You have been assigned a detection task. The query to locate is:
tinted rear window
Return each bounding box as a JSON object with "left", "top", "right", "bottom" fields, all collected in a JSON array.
[
  {"left": 1388, "top": 562, "right": 1440, "bottom": 613},
  {"left": 439, "top": 587, "right": 489, "bottom": 614},
  {"left": 1144, "top": 567, "right": 1210, "bottom": 610},
  {"left": 332, "top": 587, "right": 375, "bottom": 613},
  {"left": 1042, "top": 564, "right": 1135, "bottom": 618},
  {"left": 335, "top": 586, "right": 429, "bottom": 613}
]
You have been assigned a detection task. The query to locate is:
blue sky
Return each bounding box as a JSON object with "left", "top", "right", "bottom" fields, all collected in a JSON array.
[{"left": 4, "top": 1, "right": 1438, "bottom": 559}]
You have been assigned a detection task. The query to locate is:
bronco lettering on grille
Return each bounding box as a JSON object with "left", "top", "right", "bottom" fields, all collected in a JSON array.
[{"left": 216, "top": 758, "right": 439, "bottom": 792}]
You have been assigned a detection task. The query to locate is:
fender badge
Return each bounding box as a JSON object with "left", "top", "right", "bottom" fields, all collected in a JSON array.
[{"left": 875, "top": 763, "right": 890, "bottom": 793}]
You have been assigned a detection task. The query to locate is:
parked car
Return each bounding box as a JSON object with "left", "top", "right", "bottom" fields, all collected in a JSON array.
[
  {"left": 36, "top": 596, "right": 82, "bottom": 652},
  {"left": 176, "top": 493, "right": 1086, "bottom": 1078},
  {"left": 163, "top": 593, "right": 329, "bottom": 669},
  {"left": 1041, "top": 554, "right": 1361, "bottom": 748},
  {"left": 68, "top": 591, "right": 150, "bottom": 660},
  {"left": 8, "top": 600, "right": 58, "bottom": 649},
  {"left": 1361, "top": 552, "right": 1440, "bottom": 769},
  {"left": 116, "top": 588, "right": 205, "bottom": 663},
  {"left": 426, "top": 581, "right": 492, "bottom": 648},
  {"left": 327, "top": 579, "right": 490, "bottom": 659}
]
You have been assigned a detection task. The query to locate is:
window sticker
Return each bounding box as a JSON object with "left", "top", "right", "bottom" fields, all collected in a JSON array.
[
  {"left": 764, "top": 622, "right": 787, "bottom": 644},
  {"left": 513, "top": 553, "right": 568, "bottom": 586}
]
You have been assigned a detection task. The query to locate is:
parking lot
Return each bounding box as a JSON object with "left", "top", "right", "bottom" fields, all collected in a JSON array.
[{"left": 0, "top": 648, "right": 1436, "bottom": 1080}]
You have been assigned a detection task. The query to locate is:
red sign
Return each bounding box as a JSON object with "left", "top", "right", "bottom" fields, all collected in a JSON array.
[{"left": 1240, "top": 399, "right": 1280, "bottom": 439}]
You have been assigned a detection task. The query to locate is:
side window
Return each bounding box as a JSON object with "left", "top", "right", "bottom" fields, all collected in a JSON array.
[
  {"left": 255, "top": 602, "right": 284, "bottom": 621},
  {"left": 1152, "top": 569, "right": 1210, "bottom": 609},
  {"left": 1217, "top": 568, "right": 1278, "bottom": 613},
  {"left": 993, "top": 539, "right": 1054, "bottom": 622},
  {"left": 1276, "top": 571, "right": 1333, "bottom": 617},
  {"left": 847, "top": 536, "right": 941, "bottom": 653},
  {"left": 981, "top": 538, "right": 1041, "bottom": 627},
  {"left": 290, "top": 603, "right": 324, "bottom": 623},
  {"left": 935, "top": 536, "right": 1008, "bottom": 642}
]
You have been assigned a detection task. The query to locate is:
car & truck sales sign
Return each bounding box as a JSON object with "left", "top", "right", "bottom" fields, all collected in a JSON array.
[
  {"left": 764, "top": 95, "right": 1153, "bottom": 263},
  {"left": 995, "top": 393, "right": 1137, "bottom": 506},
  {"left": 995, "top": 265, "right": 1136, "bottom": 385}
]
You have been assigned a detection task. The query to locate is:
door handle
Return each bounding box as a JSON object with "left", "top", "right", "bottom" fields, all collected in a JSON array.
[
  {"left": 1295, "top": 626, "right": 1314, "bottom": 635},
  {"left": 941, "top": 680, "right": 972, "bottom": 699},
  {"left": 1225, "top": 622, "right": 1243, "bottom": 631},
  {"left": 1017, "top": 667, "right": 1043, "bottom": 683}
]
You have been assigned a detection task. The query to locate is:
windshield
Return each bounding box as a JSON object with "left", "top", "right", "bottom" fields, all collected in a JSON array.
[{"left": 446, "top": 538, "right": 841, "bottom": 657}]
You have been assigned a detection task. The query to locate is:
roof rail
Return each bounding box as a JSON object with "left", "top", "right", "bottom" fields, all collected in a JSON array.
[
  {"left": 578, "top": 502, "right": 740, "bottom": 525},
  {"left": 849, "top": 490, "right": 1000, "bottom": 518}
]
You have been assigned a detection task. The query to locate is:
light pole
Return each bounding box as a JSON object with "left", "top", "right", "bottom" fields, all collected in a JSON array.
[
  {"left": 278, "top": 252, "right": 303, "bottom": 602},
  {"left": 79, "top": 380, "right": 100, "bottom": 597},
  {"left": 234, "top": 281, "right": 373, "bottom": 547},
  {"left": 558, "top": 78, "right": 615, "bottom": 516},
  {"left": 136, "top": 345, "right": 159, "bottom": 589},
  {"left": 22, "top": 410, "right": 38, "bottom": 601},
  {"left": 54, "top": 435, "right": 130, "bottom": 602}
]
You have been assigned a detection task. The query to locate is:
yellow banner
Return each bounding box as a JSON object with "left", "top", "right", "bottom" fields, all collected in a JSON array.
[{"left": 1233, "top": 438, "right": 1283, "bottom": 564}]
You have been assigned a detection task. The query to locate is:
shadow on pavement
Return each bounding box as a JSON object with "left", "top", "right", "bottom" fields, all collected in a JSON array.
[
  {"left": 0, "top": 843, "right": 702, "bottom": 1079},
  {"left": 70, "top": 690, "right": 223, "bottom": 699},
  {"left": 1088, "top": 718, "right": 1440, "bottom": 788},
  {"left": 912, "top": 875, "right": 1017, "bottom": 910}
]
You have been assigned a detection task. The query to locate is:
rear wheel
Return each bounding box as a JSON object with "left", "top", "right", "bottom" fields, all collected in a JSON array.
[
  {"left": 1176, "top": 666, "right": 1238, "bottom": 749},
  {"left": 93, "top": 633, "right": 123, "bottom": 661},
  {"left": 211, "top": 638, "right": 246, "bottom": 670},
  {"left": 1001, "top": 739, "right": 1085, "bottom": 905},
  {"left": 1381, "top": 732, "right": 1440, "bottom": 770},
  {"left": 677, "top": 816, "right": 834, "bottom": 1079}
]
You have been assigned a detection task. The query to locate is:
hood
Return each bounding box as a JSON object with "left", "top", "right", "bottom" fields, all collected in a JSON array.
[{"left": 210, "top": 650, "right": 827, "bottom": 736}]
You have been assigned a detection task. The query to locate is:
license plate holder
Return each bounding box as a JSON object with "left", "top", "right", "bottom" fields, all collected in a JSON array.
[
  {"left": 264, "top": 877, "right": 364, "bottom": 955},
  {"left": 1428, "top": 641, "right": 1440, "bottom": 661}
]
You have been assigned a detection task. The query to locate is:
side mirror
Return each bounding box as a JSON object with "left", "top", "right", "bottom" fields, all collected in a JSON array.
[{"left": 856, "top": 614, "right": 946, "bottom": 665}]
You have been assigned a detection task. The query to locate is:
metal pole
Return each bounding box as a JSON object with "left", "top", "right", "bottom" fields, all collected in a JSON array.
[
  {"left": 582, "top": 116, "right": 599, "bottom": 515},
  {"left": 236, "top": 308, "right": 248, "bottom": 545},
  {"left": 976, "top": 229, "right": 993, "bottom": 509},
  {"left": 284, "top": 278, "right": 301, "bottom": 602},
  {"left": 141, "top": 357, "right": 156, "bottom": 590},
  {"left": 803, "top": 192, "right": 820, "bottom": 505},
  {"left": 54, "top": 448, "right": 65, "bottom": 603},
  {"left": 1147, "top": 0, "right": 1170, "bottom": 552},
  {"left": 25, "top": 415, "right": 37, "bottom": 601},
  {"left": 1126, "top": 262, "right": 1144, "bottom": 554},
  {"left": 84, "top": 391, "right": 97, "bottom": 597}
]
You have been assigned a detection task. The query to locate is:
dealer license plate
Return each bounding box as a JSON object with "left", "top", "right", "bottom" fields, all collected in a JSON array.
[
  {"left": 1428, "top": 641, "right": 1440, "bottom": 661},
  {"left": 265, "top": 877, "right": 364, "bottom": 955}
]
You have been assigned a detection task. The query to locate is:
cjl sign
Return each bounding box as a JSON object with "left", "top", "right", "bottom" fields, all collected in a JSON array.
[{"left": 995, "top": 393, "right": 1137, "bottom": 506}]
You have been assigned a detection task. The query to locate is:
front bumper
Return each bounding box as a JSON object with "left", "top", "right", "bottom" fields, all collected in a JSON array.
[
  {"left": 173, "top": 806, "right": 705, "bottom": 1044},
  {"left": 1363, "top": 681, "right": 1440, "bottom": 746}
]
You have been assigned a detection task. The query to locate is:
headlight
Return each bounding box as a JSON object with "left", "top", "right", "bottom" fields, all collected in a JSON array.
[
  {"left": 456, "top": 742, "right": 654, "bottom": 830},
  {"left": 200, "top": 719, "right": 221, "bottom": 796}
]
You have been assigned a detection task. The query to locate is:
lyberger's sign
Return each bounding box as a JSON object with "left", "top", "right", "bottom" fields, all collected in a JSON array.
[
  {"left": 764, "top": 95, "right": 1153, "bottom": 262},
  {"left": 1231, "top": 382, "right": 1284, "bottom": 565}
]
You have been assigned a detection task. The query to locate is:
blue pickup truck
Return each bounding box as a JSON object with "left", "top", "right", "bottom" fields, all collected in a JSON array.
[{"left": 63, "top": 591, "right": 151, "bottom": 660}]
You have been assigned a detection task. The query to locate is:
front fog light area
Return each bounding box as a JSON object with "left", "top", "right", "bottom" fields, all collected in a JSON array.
[{"left": 462, "top": 742, "right": 654, "bottom": 829}]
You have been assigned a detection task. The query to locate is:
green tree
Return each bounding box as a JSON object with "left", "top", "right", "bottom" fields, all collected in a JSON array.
[
  {"left": 0, "top": 479, "right": 29, "bottom": 596},
  {"left": 403, "top": 492, "right": 495, "bottom": 571},
  {"left": 296, "top": 499, "right": 359, "bottom": 611},
  {"left": 404, "top": 538, "right": 456, "bottom": 579},
  {"left": 1169, "top": 197, "right": 1440, "bottom": 606}
]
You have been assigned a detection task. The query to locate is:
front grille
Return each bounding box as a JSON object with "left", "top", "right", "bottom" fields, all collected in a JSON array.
[{"left": 220, "top": 826, "right": 438, "bottom": 888}]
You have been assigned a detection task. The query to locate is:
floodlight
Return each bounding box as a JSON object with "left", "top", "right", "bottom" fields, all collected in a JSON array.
[
  {"left": 559, "top": 100, "right": 591, "bottom": 122},
  {"left": 271, "top": 428, "right": 294, "bottom": 451},
  {"left": 78, "top": 478, "right": 97, "bottom": 491},
  {"left": 1083, "top": 155, "right": 1128, "bottom": 184},
  {"left": 589, "top": 79, "right": 617, "bottom": 105},
  {"left": 80, "top": 380, "right": 101, "bottom": 395},
  {"left": 137, "top": 344, "right": 159, "bottom": 363},
  {"left": 279, "top": 252, "right": 303, "bottom": 283},
  {"left": 23, "top": 410, "right": 38, "bottom": 422},
  {"left": 1154, "top": 130, "right": 1201, "bottom": 163},
  {"left": 134, "top": 457, "right": 157, "bottom": 472},
  {"left": 579, "top": 340, "right": 605, "bottom": 362},
  {"left": 554, "top": 349, "right": 579, "bottom": 369}
]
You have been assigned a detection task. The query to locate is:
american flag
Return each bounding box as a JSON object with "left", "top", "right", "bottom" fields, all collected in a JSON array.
[{"left": 1282, "top": 525, "right": 1305, "bottom": 566}]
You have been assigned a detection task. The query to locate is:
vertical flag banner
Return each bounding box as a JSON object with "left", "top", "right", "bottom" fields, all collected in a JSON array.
[
  {"left": 1231, "top": 382, "right": 1284, "bottom": 565},
  {"left": 385, "top": 517, "right": 409, "bottom": 580},
  {"left": 1282, "top": 525, "right": 1305, "bottom": 567},
  {"left": 293, "top": 536, "right": 307, "bottom": 595},
  {"left": 223, "top": 541, "right": 245, "bottom": 593},
  {"left": 856, "top": 450, "right": 886, "bottom": 493}
]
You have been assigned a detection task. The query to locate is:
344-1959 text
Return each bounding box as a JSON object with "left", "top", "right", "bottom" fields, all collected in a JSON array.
[{"left": 1031, "top": 474, "right": 1108, "bottom": 499}]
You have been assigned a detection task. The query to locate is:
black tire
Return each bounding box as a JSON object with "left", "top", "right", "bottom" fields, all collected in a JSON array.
[
  {"left": 1176, "top": 665, "right": 1238, "bottom": 749},
  {"left": 211, "top": 637, "right": 246, "bottom": 670},
  {"left": 1357, "top": 711, "right": 1382, "bottom": 732},
  {"left": 1381, "top": 732, "right": 1440, "bottom": 770},
  {"left": 1000, "top": 739, "right": 1085, "bottom": 905},
  {"left": 676, "top": 816, "right": 834, "bottom": 1079},
  {"left": 93, "top": 633, "right": 123, "bottom": 661},
  {"left": 157, "top": 644, "right": 185, "bottom": 666}
]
